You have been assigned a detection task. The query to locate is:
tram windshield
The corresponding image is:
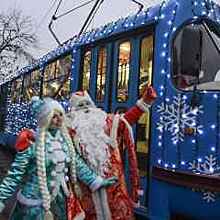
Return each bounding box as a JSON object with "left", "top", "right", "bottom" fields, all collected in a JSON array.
[{"left": 173, "top": 20, "right": 220, "bottom": 90}]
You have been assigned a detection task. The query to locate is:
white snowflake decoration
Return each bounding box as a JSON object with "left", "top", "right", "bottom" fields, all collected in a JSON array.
[
  {"left": 189, "top": 154, "right": 220, "bottom": 203},
  {"left": 202, "top": 191, "right": 216, "bottom": 203},
  {"left": 157, "top": 94, "right": 203, "bottom": 143}
]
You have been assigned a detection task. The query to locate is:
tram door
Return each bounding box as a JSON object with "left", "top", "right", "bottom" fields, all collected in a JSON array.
[{"left": 80, "top": 31, "right": 154, "bottom": 209}]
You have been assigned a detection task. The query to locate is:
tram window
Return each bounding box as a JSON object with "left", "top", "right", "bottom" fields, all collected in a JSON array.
[
  {"left": 81, "top": 50, "right": 91, "bottom": 91},
  {"left": 173, "top": 20, "right": 220, "bottom": 90},
  {"left": 96, "top": 47, "right": 107, "bottom": 102},
  {"left": 10, "top": 77, "right": 23, "bottom": 103},
  {"left": 139, "top": 36, "right": 153, "bottom": 94},
  {"left": 43, "top": 55, "right": 71, "bottom": 100},
  {"left": 23, "top": 69, "right": 41, "bottom": 102},
  {"left": 136, "top": 112, "right": 150, "bottom": 176},
  {"left": 136, "top": 35, "right": 153, "bottom": 177},
  {"left": 117, "top": 41, "right": 130, "bottom": 102}
]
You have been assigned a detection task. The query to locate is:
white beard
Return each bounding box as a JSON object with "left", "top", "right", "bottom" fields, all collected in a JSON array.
[{"left": 70, "top": 107, "right": 112, "bottom": 175}]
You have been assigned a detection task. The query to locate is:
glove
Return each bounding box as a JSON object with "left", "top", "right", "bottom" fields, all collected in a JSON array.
[
  {"left": 136, "top": 85, "right": 157, "bottom": 111},
  {"left": 101, "top": 176, "right": 118, "bottom": 188},
  {"left": 0, "top": 201, "right": 5, "bottom": 213},
  {"left": 141, "top": 85, "right": 157, "bottom": 105},
  {"left": 15, "top": 129, "right": 35, "bottom": 152}
]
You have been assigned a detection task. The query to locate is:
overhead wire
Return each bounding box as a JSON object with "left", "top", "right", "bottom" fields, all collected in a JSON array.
[
  {"left": 35, "top": 0, "right": 59, "bottom": 32},
  {"left": 55, "top": 0, "right": 97, "bottom": 20}
]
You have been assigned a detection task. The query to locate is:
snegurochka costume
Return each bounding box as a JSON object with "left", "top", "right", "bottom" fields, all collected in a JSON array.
[{"left": 0, "top": 97, "right": 115, "bottom": 220}]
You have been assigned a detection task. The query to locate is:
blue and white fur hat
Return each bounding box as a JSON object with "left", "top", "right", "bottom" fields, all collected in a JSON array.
[{"left": 31, "top": 96, "right": 65, "bottom": 129}]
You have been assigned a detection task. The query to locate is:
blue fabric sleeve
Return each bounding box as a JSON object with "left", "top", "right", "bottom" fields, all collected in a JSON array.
[
  {"left": 0, "top": 147, "right": 32, "bottom": 202},
  {"left": 75, "top": 152, "right": 100, "bottom": 188}
]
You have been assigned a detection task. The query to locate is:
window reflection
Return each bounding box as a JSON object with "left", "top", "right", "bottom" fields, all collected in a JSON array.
[
  {"left": 43, "top": 55, "right": 71, "bottom": 100},
  {"left": 173, "top": 21, "right": 220, "bottom": 90},
  {"left": 23, "top": 69, "right": 41, "bottom": 102},
  {"left": 136, "top": 113, "right": 150, "bottom": 175},
  {"left": 139, "top": 36, "right": 153, "bottom": 94},
  {"left": 96, "top": 47, "right": 107, "bottom": 102},
  {"left": 82, "top": 50, "right": 91, "bottom": 91},
  {"left": 10, "top": 77, "right": 23, "bottom": 103},
  {"left": 136, "top": 35, "right": 153, "bottom": 177},
  {"left": 117, "top": 41, "right": 130, "bottom": 102}
]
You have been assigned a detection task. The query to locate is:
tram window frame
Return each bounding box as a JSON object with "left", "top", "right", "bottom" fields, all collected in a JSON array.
[
  {"left": 9, "top": 76, "right": 23, "bottom": 103},
  {"left": 95, "top": 46, "right": 107, "bottom": 102},
  {"left": 138, "top": 35, "right": 154, "bottom": 95},
  {"left": 136, "top": 34, "right": 154, "bottom": 177},
  {"left": 80, "top": 49, "right": 92, "bottom": 91},
  {"left": 23, "top": 69, "right": 41, "bottom": 102},
  {"left": 42, "top": 54, "right": 72, "bottom": 100},
  {"left": 116, "top": 40, "right": 131, "bottom": 103},
  {"left": 172, "top": 19, "right": 220, "bottom": 91}
]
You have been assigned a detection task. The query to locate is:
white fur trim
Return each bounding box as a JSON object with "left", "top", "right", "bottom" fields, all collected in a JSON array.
[
  {"left": 120, "top": 116, "right": 135, "bottom": 143},
  {"left": 110, "top": 114, "right": 120, "bottom": 148},
  {"left": 90, "top": 176, "right": 103, "bottom": 192},
  {"left": 17, "top": 190, "right": 42, "bottom": 206},
  {"left": 0, "top": 201, "right": 4, "bottom": 212},
  {"left": 136, "top": 98, "right": 151, "bottom": 112},
  {"left": 92, "top": 189, "right": 111, "bottom": 220},
  {"left": 74, "top": 211, "right": 85, "bottom": 220}
]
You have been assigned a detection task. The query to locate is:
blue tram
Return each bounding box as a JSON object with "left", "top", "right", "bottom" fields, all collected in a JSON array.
[{"left": 1, "top": 0, "right": 220, "bottom": 219}]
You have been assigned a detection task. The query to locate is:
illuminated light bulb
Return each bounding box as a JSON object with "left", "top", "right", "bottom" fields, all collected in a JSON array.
[
  {"left": 172, "top": 27, "right": 177, "bottom": 32},
  {"left": 161, "top": 51, "right": 166, "bottom": 57},
  {"left": 164, "top": 32, "right": 169, "bottom": 38},
  {"left": 194, "top": 1, "right": 198, "bottom": 6},
  {"left": 181, "top": 161, "right": 185, "bottom": 165},
  {"left": 160, "top": 14, "right": 165, "bottom": 19},
  {"left": 211, "top": 147, "right": 216, "bottom": 152},
  {"left": 198, "top": 158, "right": 202, "bottom": 162},
  {"left": 198, "top": 130, "right": 203, "bottom": 135}
]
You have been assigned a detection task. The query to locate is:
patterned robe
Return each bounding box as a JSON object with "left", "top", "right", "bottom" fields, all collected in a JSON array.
[{"left": 73, "top": 105, "right": 144, "bottom": 220}]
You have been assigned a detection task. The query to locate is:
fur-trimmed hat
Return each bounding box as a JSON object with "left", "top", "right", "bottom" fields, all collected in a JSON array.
[
  {"left": 31, "top": 96, "right": 65, "bottom": 128},
  {"left": 70, "top": 91, "right": 95, "bottom": 111}
]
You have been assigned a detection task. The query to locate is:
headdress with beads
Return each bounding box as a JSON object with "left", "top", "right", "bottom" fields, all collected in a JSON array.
[{"left": 31, "top": 96, "right": 65, "bottom": 129}]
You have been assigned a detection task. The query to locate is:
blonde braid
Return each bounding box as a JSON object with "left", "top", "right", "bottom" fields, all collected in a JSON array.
[
  {"left": 36, "top": 128, "right": 51, "bottom": 212},
  {"left": 61, "top": 126, "right": 77, "bottom": 183}
]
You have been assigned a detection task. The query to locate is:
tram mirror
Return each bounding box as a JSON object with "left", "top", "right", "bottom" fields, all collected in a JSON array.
[{"left": 180, "top": 26, "right": 202, "bottom": 82}]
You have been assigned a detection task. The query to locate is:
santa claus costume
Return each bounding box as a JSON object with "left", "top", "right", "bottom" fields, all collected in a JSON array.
[{"left": 67, "top": 86, "right": 157, "bottom": 220}]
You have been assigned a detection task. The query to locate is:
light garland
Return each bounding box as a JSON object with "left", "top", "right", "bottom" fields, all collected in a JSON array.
[{"left": 2, "top": 0, "right": 220, "bottom": 174}]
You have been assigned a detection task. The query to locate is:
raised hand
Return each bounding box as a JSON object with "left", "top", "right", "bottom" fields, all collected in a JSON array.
[{"left": 141, "top": 85, "right": 157, "bottom": 105}]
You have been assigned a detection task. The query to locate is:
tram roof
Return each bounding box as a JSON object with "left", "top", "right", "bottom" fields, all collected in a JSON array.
[{"left": 3, "top": 0, "right": 220, "bottom": 83}]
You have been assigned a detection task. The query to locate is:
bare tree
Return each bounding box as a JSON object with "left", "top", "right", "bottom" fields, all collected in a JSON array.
[{"left": 0, "top": 9, "right": 38, "bottom": 84}]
